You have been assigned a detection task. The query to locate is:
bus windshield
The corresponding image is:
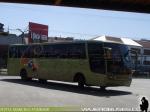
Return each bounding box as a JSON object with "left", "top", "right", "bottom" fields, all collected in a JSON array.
[
  {"left": 105, "top": 43, "right": 132, "bottom": 74},
  {"left": 88, "top": 42, "right": 132, "bottom": 75}
]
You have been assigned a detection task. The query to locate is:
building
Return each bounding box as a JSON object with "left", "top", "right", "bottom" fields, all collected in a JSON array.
[
  {"left": 134, "top": 39, "right": 150, "bottom": 75},
  {"left": 92, "top": 35, "right": 141, "bottom": 46},
  {"left": 0, "top": 23, "right": 4, "bottom": 32},
  {"left": 48, "top": 36, "right": 74, "bottom": 43},
  {"left": 0, "top": 33, "right": 22, "bottom": 68},
  {"left": 0, "top": 34, "right": 22, "bottom": 45},
  {"left": 135, "top": 39, "right": 150, "bottom": 65}
]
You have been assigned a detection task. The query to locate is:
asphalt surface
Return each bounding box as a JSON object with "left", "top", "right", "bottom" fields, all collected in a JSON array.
[{"left": 0, "top": 76, "right": 149, "bottom": 111}]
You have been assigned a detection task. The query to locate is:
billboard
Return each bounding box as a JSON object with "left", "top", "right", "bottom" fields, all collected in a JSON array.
[{"left": 29, "top": 22, "right": 48, "bottom": 43}]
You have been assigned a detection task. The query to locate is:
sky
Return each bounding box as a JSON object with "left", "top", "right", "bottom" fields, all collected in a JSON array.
[{"left": 0, "top": 2, "right": 150, "bottom": 40}]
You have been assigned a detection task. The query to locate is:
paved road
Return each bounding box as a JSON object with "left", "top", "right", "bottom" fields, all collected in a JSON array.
[{"left": 0, "top": 76, "right": 149, "bottom": 111}]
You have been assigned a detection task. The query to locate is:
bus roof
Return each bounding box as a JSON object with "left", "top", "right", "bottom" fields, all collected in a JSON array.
[{"left": 9, "top": 40, "right": 128, "bottom": 46}]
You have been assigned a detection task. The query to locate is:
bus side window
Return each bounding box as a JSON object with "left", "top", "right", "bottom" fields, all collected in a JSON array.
[
  {"left": 42, "top": 43, "right": 86, "bottom": 59},
  {"left": 42, "top": 45, "right": 55, "bottom": 58},
  {"left": 28, "top": 47, "right": 33, "bottom": 58},
  {"left": 18, "top": 46, "right": 26, "bottom": 58},
  {"left": 67, "top": 43, "right": 86, "bottom": 59},
  {"left": 32, "top": 45, "right": 44, "bottom": 58},
  {"left": 9, "top": 47, "right": 18, "bottom": 58}
]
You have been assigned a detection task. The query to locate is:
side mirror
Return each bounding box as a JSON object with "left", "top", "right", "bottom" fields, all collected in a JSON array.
[{"left": 103, "top": 47, "right": 112, "bottom": 59}]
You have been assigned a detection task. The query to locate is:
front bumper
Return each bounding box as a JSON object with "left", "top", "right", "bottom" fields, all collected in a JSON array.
[{"left": 102, "top": 74, "right": 132, "bottom": 87}]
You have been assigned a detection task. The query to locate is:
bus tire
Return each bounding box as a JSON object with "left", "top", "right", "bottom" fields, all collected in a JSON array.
[
  {"left": 74, "top": 73, "right": 85, "bottom": 88},
  {"left": 100, "top": 86, "right": 106, "bottom": 91},
  {"left": 20, "top": 69, "right": 29, "bottom": 81},
  {"left": 39, "top": 79, "right": 47, "bottom": 83},
  {"left": 78, "top": 76, "right": 85, "bottom": 88}
]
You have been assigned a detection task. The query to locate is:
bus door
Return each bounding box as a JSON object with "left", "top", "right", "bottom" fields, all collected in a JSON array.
[
  {"left": 87, "top": 42, "right": 107, "bottom": 85},
  {"left": 88, "top": 42, "right": 105, "bottom": 74},
  {"left": 104, "top": 43, "right": 124, "bottom": 76}
]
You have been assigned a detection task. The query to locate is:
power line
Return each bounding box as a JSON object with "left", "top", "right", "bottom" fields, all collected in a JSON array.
[{"left": 49, "top": 29, "right": 99, "bottom": 37}]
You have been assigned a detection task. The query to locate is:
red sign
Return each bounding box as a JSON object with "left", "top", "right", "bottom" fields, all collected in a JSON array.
[{"left": 29, "top": 22, "right": 48, "bottom": 43}]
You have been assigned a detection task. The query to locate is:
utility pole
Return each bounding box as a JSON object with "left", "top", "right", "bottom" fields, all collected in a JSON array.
[{"left": 16, "top": 28, "right": 24, "bottom": 44}]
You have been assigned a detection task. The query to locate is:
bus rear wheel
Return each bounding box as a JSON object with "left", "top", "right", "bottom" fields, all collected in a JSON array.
[
  {"left": 100, "top": 86, "right": 106, "bottom": 91},
  {"left": 39, "top": 79, "right": 47, "bottom": 83},
  {"left": 20, "top": 69, "right": 29, "bottom": 81}
]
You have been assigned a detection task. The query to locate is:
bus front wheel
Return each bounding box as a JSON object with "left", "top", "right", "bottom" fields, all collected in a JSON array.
[{"left": 77, "top": 76, "right": 85, "bottom": 88}]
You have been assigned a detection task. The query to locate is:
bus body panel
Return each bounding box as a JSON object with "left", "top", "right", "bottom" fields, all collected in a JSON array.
[
  {"left": 7, "top": 58, "right": 20, "bottom": 76},
  {"left": 7, "top": 41, "right": 133, "bottom": 87},
  {"left": 23, "top": 58, "right": 105, "bottom": 86},
  {"left": 8, "top": 58, "right": 131, "bottom": 87}
]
